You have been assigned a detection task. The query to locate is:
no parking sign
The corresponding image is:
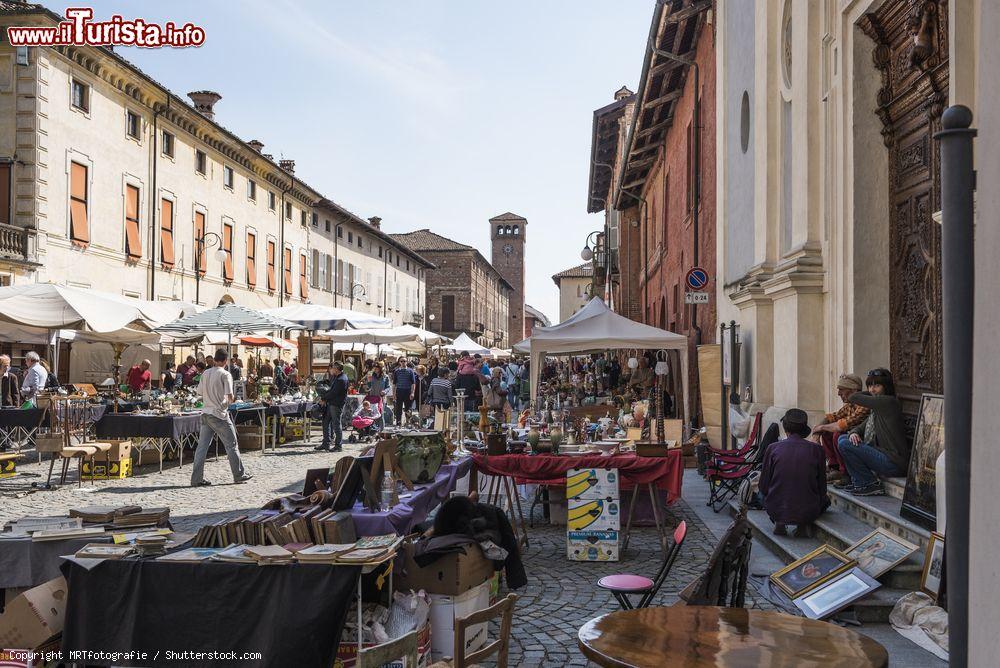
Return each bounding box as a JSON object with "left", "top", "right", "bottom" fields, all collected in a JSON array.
[{"left": 685, "top": 266, "right": 709, "bottom": 291}]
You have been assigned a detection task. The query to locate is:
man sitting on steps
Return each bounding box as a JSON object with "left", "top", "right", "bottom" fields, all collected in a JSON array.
[{"left": 758, "top": 409, "right": 829, "bottom": 538}]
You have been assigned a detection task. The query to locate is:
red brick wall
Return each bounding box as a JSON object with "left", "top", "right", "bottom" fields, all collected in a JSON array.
[{"left": 639, "top": 18, "right": 717, "bottom": 421}]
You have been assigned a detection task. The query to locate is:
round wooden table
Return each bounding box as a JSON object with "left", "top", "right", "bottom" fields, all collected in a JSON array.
[{"left": 577, "top": 606, "right": 888, "bottom": 667}]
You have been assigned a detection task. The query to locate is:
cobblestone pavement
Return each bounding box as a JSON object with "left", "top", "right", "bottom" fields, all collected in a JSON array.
[{"left": 1, "top": 440, "right": 771, "bottom": 667}]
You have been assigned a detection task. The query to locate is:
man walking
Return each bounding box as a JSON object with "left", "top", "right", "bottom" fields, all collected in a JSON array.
[
  {"left": 191, "top": 349, "right": 252, "bottom": 487},
  {"left": 391, "top": 356, "right": 417, "bottom": 426},
  {"left": 316, "top": 361, "right": 349, "bottom": 452}
]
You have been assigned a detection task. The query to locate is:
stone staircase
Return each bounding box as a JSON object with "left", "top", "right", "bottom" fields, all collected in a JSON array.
[{"left": 728, "top": 476, "right": 932, "bottom": 622}]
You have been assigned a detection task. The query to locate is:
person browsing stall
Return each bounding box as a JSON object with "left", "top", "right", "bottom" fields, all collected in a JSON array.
[
  {"left": 190, "top": 349, "right": 252, "bottom": 487},
  {"left": 126, "top": 359, "right": 152, "bottom": 393},
  {"left": 316, "top": 361, "right": 349, "bottom": 452},
  {"left": 391, "top": 356, "right": 417, "bottom": 426},
  {"left": 758, "top": 409, "right": 829, "bottom": 537},
  {"left": 20, "top": 351, "right": 47, "bottom": 407},
  {"left": 177, "top": 355, "right": 198, "bottom": 386},
  {"left": 0, "top": 355, "right": 21, "bottom": 408}
]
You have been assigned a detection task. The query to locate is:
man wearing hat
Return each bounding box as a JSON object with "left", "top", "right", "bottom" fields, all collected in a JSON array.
[
  {"left": 811, "top": 373, "right": 871, "bottom": 481},
  {"left": 758, "top": 409, "right": 829, "bottom": 537}
]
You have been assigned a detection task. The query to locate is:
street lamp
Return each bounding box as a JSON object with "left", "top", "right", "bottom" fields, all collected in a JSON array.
[
  {"left": 580, "top": 230, "right": 600, "bottom": 261},
  {"left": 349, "top": 282, "right": 366, "bottom": 310},
  {"left": 195, "top": 231, "right": 227, "bottom": 305}
]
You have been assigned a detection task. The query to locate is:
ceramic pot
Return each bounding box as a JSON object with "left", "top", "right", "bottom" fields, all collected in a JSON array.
[
  {"left": 526, "top": 428, "right": 541, "bottom": 448},
  {"left": 549, "top": 427, "right": 564, "bottom": 448}
]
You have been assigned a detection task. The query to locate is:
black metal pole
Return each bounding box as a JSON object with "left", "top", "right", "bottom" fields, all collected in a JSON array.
[
  {"left": 935, "top": 104, "right": 976, "bottom": 668},
  {"left": 720, "top": 321, "right": 728, "bottom": 450}
]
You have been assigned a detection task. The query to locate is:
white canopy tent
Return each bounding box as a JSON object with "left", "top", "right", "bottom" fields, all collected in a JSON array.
[
  {"left": 528, "top": 297, "right": 691, "bottom": 424},
  {"left": 512, "top": 338, "right": 531, "bottom": 355},
  {"left": 264, "top": 304, "right": 391, "bottom": 331},
  {"left": 318, "top": 328, "right": 421, "bottom": 346},
  {"left": 445, "top": 333, "right": 491, "bottom": 356}
]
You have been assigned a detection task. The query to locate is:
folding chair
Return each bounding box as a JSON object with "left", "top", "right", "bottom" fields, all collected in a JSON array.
[
  {"left": 358, "top": 630, "right": 418, "bottom": 668},
  {"left": 705, "top": 415, "right": 768, "bottom": 513},
  {"left": 597, "top": 521, "right": 687, "bottom": 610},
  {"left": 428, "top": 594, "right": 518, "bottom": 668}
]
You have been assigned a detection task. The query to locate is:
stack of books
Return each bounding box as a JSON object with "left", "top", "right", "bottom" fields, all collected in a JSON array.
[
  {"left": 295, "top": 535, "right": 404, "bottom": 564},
  {"left": 112, "top": 507, "right": 170, "bottom": 529},
  {"left": 31, "top": 526, "right": 106, "bottom": 542},
  {"left": 157, "top": 547, "right": 226, "bottom": 563},
  {"left": 244, "top": 545, "right": 294, "bottom": 565},
  {"left": 74, "top": 543, "right": 137, "bottom": 560},
  {"left": 191, "top": 509, "right": 356, "bottom": 548}
]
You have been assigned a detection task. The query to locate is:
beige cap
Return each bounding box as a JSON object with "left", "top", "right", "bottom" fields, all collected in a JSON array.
[{"left": 836, "top": 373, "right": 863, "bottom": 391}]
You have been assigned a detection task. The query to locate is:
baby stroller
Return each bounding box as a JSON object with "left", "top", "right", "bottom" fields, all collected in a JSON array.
[{"left": 348, "top": 397, "right": 384, "bottom": 443}]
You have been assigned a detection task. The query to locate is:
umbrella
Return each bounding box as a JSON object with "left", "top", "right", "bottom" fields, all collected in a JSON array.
[
  {"left": 263, "top": 304, "right": 391, "bottom": 331},
  {"left": 156, "top": 304, "right": 301, "bottom": 361}
]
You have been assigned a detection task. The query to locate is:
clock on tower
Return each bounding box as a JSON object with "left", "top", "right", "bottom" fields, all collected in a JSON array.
[{"left": 490, "top": 212, "right": 527, "bottom": 345}]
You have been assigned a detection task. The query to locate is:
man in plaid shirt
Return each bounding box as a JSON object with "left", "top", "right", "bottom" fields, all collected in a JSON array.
[{"left": 811, "top": 374, "right": 870, "bottom": 481}]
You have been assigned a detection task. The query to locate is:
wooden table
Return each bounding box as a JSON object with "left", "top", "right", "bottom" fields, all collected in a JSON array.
[{"left": 577, "top": 606, "right": 888, "bottom": 667}]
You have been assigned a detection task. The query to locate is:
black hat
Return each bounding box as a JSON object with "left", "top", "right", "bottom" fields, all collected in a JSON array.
[{"left": 781, "top": 408, "right": 810, "bottom": 429}]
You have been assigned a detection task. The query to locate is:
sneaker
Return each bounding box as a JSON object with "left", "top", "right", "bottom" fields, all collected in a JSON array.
[
  {"left": 192, "top": 480, "right": 212, "bottom": 487},
  {"left": 314, "top": 445, "right": 330, "bottom": 451},
  {"left": 772, "top": 524, "right": 787, "bottom": 536},
  {"left": 833, "top": 478, "right": 854, "bottom": 490},
  {"left": 850, "top": 482, "right": 885, "bottom": 497},
  {"left": 235, "top": 473, "right": 253, "bottom": 484},
  {"left": 826, "top": 470, "right": 846, "bottom": 482}
]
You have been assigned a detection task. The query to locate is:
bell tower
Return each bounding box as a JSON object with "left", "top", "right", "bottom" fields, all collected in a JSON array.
[{"left": 490, "top": 212, "right": 527, "bottom": 345}]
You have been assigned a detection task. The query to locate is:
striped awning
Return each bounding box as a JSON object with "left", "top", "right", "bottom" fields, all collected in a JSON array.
[{"left": 155, "top": 303, "right": 301, "bottom": 336}]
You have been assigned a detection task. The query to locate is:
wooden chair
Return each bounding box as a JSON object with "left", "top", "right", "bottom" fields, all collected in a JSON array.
[
  {"left": 428, "top": 593, "right": 518, "bottom": 668},
  {"left": 358, "top": 630, "right": 418, "bottom": 668},
  {"left": 679, "top": 510, "right": 754, "bottom": 608}
]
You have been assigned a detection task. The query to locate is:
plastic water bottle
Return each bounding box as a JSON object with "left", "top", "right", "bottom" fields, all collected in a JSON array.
[{"left": 381, "top": 471, "right": 395, "bottom": 510}]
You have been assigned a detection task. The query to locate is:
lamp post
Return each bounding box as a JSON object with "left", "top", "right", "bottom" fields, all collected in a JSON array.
[
  {"left": 581, "top": 230, "right": 602, "bottom": 298},
  {"left": 349, "top": 282, "right": 366, "bottom": 311},
  {"left": 194, "top": 231, "right": 227, "bottom": 306}
]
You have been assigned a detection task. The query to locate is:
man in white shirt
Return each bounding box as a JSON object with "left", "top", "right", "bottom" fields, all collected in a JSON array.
[
  {"left": 20, "top": 351, "right": 47, "bottom": 407},
  {"left": 191, "top": 349, "right": 252, "bottom": 487}
]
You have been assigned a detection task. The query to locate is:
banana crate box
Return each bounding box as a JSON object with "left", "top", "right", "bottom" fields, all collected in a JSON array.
[
  {"left": 567, "top": 497, "right": 621, "bottom": 532},
  {"left": 566, "top": 467, "right": 619, "bottom": 500},
  {"left": 567, "top": 530, "right": 619, "bottom": 562}
]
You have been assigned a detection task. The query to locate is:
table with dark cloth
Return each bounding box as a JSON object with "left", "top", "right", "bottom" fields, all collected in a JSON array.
[
  {"left": 230, "top": 405, "right": 267, "bottom": 426},
  {"left": 0, "top": 407, "right": 48, "bottom": 453},
  {"left": 94, "top": 413, "right": 202, "bottom": 473},
  {"left": 54, "top": 403, "right": 107, "bottom": 424},
  {"left": 0, "top": 535, "right": 111, "bottom": 589},
  {"left": 471, "top": 452, "right": 684, "bottom": 503},
  {"left": 264, "top": 401, "right": 315, "bottom": 450},
  {"left": 60, "top": 558, "right": 360, "bottom": 668},
  {"left": 351, "top": 457, "right": 474, "bottom": 536}
]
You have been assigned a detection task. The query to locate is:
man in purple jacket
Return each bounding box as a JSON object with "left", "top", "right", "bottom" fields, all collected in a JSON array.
[{"left": 758, "top": 409, "right": 829, "bottom": 537}]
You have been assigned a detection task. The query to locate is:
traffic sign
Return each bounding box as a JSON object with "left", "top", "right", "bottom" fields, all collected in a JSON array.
[
  {"left": 684, "top": 291, "right": 710, "bottom": 304},
  {"left": 685, "top": 266, "right": 709, "bottom": 291}
]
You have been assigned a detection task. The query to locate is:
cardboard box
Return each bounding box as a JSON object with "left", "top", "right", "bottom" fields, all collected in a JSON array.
[
  {"left": 396, "top": 541, "right": 495, "bottom": 596},
  {"left": 566, "top": 468, "right": 619, "bottom": 500},
  {"left": 33, "top": 434, "right": 66, "bottom": 454},
  {"left": 236, "top": 425, "right": 265, "bottom": 451},
  {"left": 0, "top": 454, "right": 17, "bottom": 479},
  {"left": 0, "top": 577, "right": 67, "bottom": 650},
  {"left": 135, "top": 447, "right": 165, "bottom": 466},
  {"left": 428, "top": 581, "right": 490, "bottom": 662},
  {"left": 567, "top": 530, "right": 620, "bottom": 562},
  {"left": 333, "top": 620, "right": 431, "bottom": 668},
  {"left": 102, "top": 440, "right": 133, "bottom": 461},
  {"left": 81, "top": 457, "right": 132, "bottom": 480},
  {"left": 567, "top": 497, "right": 621, "bottom": 531}
]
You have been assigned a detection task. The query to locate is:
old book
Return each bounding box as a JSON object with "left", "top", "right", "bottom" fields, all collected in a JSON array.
[
  {"left": 322, "top": 511, "right": 357, "bottom": 545},
  {"left": 75, "top": 543, "right": 136, "bottom": 560},
  {"left": 158, "top": 547, "right": 225, "bottom": 562},
  {"left": 245, "top": 544, "right": 293, "bottom": 565},
  {"left": 214, "top": 544, "right": 255, "bottom": 563},
  {"left": 282, "top": 542, "right": 314, "bottom": 553},
  {"left": 31, "top": 527, "right": 106, "bottom": 542},
  {"left": 335, "top": 547, "right": 393, "bottom": 563},
  {"left": 295, "top": 544, "right": 356, "bottom": 562}
]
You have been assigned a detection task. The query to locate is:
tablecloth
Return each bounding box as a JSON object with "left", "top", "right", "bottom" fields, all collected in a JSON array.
[
  {"left": 351, "top": 457, "right": 474, "bottom": 536},
  {"left": 0, "top": 407, "right": 47, "bottom": 430},
  {"left": 54, "top": 403, "right": 107, "bottom": 424},
  {"left": 230, "top": 406, "right": 267, "bottom": 426},
  {"left": 60, "top": 558, "right": 360, "bottom": 668},
  {"left": 94, "top": 413, "right": 202, "bottom": 440},
  {"left": 265, "top": 401, "right": 312, "bottom": 417},
  {"left": 0, "top": 535, "right": 112, "bottom": 589},
  {"left": 472, "top": 452, "right": 684, "bottom": 503}
]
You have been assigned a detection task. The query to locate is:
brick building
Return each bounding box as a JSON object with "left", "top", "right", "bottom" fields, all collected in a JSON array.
[
  {"left": 392, "top": 229, "right": 511, "bottom": 349},
  {"left": 489, "top": 212, "right": 528, "bottom": 345},
  {"left": 523, "top": 303, "right": 550, "bottom": 338}
]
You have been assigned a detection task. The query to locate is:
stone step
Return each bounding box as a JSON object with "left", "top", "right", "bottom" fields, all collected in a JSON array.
[
  {"left": 883, "top": 476, "right": 906, "bottom": 500},
  {"left": 827, "top": 486, "right": 932, "bottom": 550}
]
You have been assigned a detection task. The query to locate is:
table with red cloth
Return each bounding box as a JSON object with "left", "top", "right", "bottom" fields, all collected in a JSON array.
[{"left": 471, "top": 451, "right": 684, "bottom": 502}]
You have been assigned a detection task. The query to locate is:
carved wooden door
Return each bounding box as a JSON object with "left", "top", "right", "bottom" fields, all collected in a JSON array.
[{"left": 861, "top": 0, "right": 948, "bottom": 419}]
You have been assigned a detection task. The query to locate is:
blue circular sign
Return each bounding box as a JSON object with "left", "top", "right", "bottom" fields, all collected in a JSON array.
[{"left": 686, "top": 267, "right": 709, "bottom": 290}]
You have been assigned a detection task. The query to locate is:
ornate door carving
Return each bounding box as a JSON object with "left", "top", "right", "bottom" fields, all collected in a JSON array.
[{"left": 860, "top": 0, "right": 948, "bottom": 419}]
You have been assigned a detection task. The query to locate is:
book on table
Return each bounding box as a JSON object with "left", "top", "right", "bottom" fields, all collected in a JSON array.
[
  {"left": 335, "top": 547, "right": 394, "bottom": 563},
  {"left": 31, "top": 527, "right": 106, "bottom": 542},
  {"left": 355, "top": 534, "right": 403, "bottom": 551},
  {"left": 213, "top": 544, "right": 256, "bottom": 563},
  {"left": 74, "top": 543, "right": 137, "bottom": 560},
  {"left": 158, "top": 547, "right": 226, "bottom": 562},
  {"left": 295, "top": 544, "right": 357, "bottom": 562},
  {"left": 244, "top": 544, "right": 294, "bottom": 565}
]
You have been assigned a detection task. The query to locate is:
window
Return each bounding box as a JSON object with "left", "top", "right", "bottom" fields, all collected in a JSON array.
[
  {"left": 195, "top": 150, "right": 207, "bottom": 175},
  {"left": 357, "top": 234, "right": 363, "bottom": 248},
  {"left": 223, "top": 165, "right": 234, "bottom": 190},
  {"left": 497, "top": 225, "right": 504, "bottom": 236},
  {"left": 337, "top": 259, "right": 344, "bottom": 294},
  {"left": 124, "top": 184, "right": 141, "bottom": 262},
  {"left": 406, "top": 259, "right": 410, "bottom": 271},
  {"left": 396, "top": 255, "right": 400, "bottom": 267},
  {"left": 441, "top": 295, "right": 455, "bottom": 332},
  {"left": 325, "top": 219, "right": 330, "bottom": 233},
  {"left": 386, "top": 251, "right": 391, "bottom": 263},
  {"left": 69, "top": 162, "right": 89, "bottom": 247},
  {"left": 161, "top": 131, "right": 174, "bottom": 158},
  {"left": 513, "top": 225, "right": 519, "bottom": 236},
  {"left": 299, "top": 253, "right": 309, "bottom": 300},
  {"left": 71, "top": 79, "right": 89, "bottom": 112},
  {"left": 312, "top": 213, "right": 318, "bottom": 227},
  {"left": 378, "top": 245, "right": 382, "bottom": 258},
  {"left": 222, "top": 221, "right": 234, "bottom": 283},
  {"left": 347, "top": 231, "right": 353, "bottom": 244},
  {"left": 337, "top": 226, "right": 343, "bottom": 239},
  {"left": 300, "top": 210, "right": 307, "bottom": 227},
  {"left": 266, "top": 239, "right": 276, "bottom": 292},
  {"left": 0, "top": 163, "right": 11, "bottom": 225},
  {"left": 246, "top": 231, "right": 257, "bottom": 290},
  {"left": 193, "top": 211, "right": 206, "bottom": 276},
  {"left": 325, "top": 254, "right": 333, "bottom": 292},
  {"left": 283, "top": 247, "right": 293, "bottom": 295},
  {"left": 248, "top": 179, "right": 256, "bottom": 201},
  {"left": 15, "top": 46, "right": 28, "bottom": 66},
  {"left": 268, "top": 191, "right": 276, "bottom": 211},
  {"left": 285, "top": 202, "right": 292, "bottom": 220},
  {"left": 312, "top": 249, "right": 321, "bottom": 288},
  {"left": 740, "top": 91, "right": 751, "bottom": 154},
  {"left": 685, "top": 121, "right": 692, "bottom": 211},
  {"left": 160, "top": 198, "right": 174, "bottom": 270},
  {"left": 126, "top": 110, "right": 140, "bottom": 140}
]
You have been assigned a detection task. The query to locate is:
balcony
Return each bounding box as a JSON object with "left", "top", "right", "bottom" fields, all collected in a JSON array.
[{"left": 0, "top": 224, "right": 38, "bottom": 266}]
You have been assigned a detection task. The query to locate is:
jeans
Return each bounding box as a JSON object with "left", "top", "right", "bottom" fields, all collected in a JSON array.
[
  {"left": 322, "top": 404, "right": 343, "bottom": 449},
  {"left": 837, "top": 435, "right": 902, "bottom": 487},
  {"left": 394, "top": 389, "right": 411, "bottom": 425},
  {"left": 191, "top": 414, "right": 245, "bottom": 485}
]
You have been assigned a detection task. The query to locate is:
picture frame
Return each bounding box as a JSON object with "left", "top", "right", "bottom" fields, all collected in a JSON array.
[
  {"left": 901, "top": 393, "right": 945, "bottom": 530},
  {"left": 770, "top": 545, "right": 856, "bottom": 599},
  {"left": 793, "top": 567, "right": 881, "bottom": 620},
  {"left": 921, "top": 531, "right": 946, "bottom": 601},
  {"left": 845, "top": 528, "right": 919, "bottom": 579}
]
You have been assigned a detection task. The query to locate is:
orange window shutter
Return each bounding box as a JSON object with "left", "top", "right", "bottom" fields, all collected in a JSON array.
[
  {"left": 124, "top": 185, "right": 142, "bottom": 261},
  {"left": 0, "top": 163, "right": 11, "bottom": 226},
  {"left": 299, "top": 254, "right": 308, "bottom": 300},
  {"left": 69, "top": 162, "right": 90, "bottom": 247},
  {"left": 194, "top": 212, "right": 206, "bottom": 275},
  {"left": 223, "top": 224, "right": 234, "bottom": 282},
  {"left": 267, "top": 241, "right": 276, "bottom": 292},
  {"left": 283, "top": 248, "right": 292, "bottom": 295},
  {"left": 160, "top": 198, "right": 174, "bottom": 269},
  {"left": 246, "top": 233, "right": 257, "bottom": 289}
]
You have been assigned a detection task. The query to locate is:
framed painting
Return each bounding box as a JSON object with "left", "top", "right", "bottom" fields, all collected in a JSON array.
[
  {"left": 770, "top": 545, "right": 856, "bottom": 599},
  {"left": 793, "top": 567, "right": 881, "bottom": 619},
  {"left": 901, "top": 393, "right": 944, "bottom": 530},
  {"left": 845, "top": 528, "right": 919, "bottom": 579},
  {"left": 921, "top": 532, "right": 946, "bottom": 601}
]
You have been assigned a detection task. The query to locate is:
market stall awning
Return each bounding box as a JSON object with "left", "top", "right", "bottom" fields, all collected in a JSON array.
[
  {"left": 263, "top": 304, "right": 391, "bottom": 331},
  {"left": 512, "top": 337, "right": 531, "bottom": 355},
  {"left": 393, "top": 324, "right": 451, "bottom": 346},
  {"left": 319, "top": 328, "right": 421, "bottom": 346},
  {"left": 156, "top": 304, "right": 301, "bottom": 337},
  {"left": 445, "top": 333, "right": 491, "bottom": 355},
  {"left": 239, "top": 335, "right": 297, "bottom": 350}
]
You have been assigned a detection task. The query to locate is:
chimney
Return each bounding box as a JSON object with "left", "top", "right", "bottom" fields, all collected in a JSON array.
[
  {"left": 279, "top": 159, "right": 296, "bottom": 174},
  {"left": 614, "top": 85, "right": 633, "bottom": 101},
  {"left": 187, "top": 90, "right": 222, "bottom": 120},
  {"left": 367, "top": 216, "right": 382, "bottom": 229},
  {"left": 262, "top": 153, "right": 273, "bottom": 161},
  {"left": 247, "top": 139, "right": 264, "bottom": 153}
]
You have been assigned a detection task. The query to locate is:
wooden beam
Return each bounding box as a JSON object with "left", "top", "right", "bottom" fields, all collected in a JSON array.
[
  {"left": 636, "top": 116, "right": 673, "bottom": 138},
  {"left": 621, "top": 176, "right": 648, "bottom": 191},
  {"left": 630, "top": 143, "right": 660, "bottom": 156},
  {"left": 665, "top": 0, "right": 712, "bottom": 25},
  {"left": 644, "top": 88, "right": 683, "bottom": 109}
]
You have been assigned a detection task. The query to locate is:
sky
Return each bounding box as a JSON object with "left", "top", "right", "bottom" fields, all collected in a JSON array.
[{"left": 84, "top": 0, "right": 653, "bottom": 323}]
